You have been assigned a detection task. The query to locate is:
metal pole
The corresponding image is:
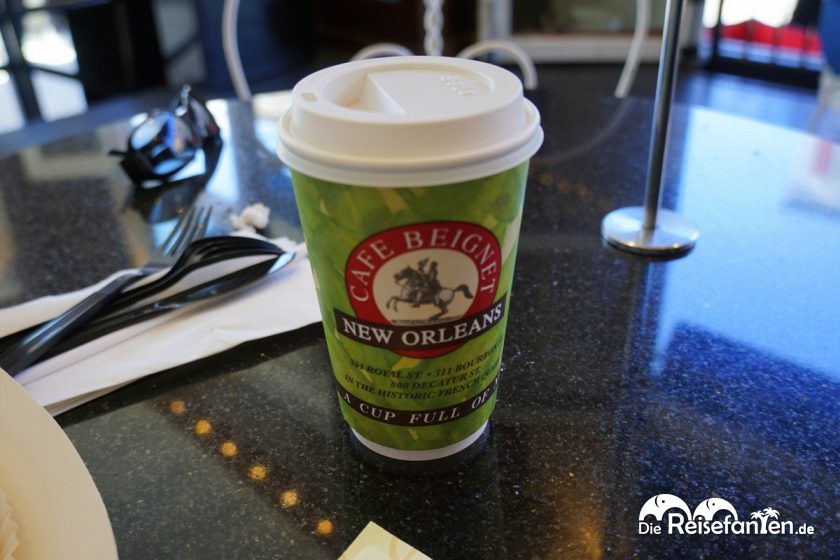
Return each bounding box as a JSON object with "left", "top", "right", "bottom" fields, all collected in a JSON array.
[
  {"left": 600, "top": 0, "right": 698, "bottom": 257},
  {"left": 711, "top": 0, "right": 724, "bottom": 63},
  {"left": 642, "top": 0, "right": 683, "bottom": 230}
]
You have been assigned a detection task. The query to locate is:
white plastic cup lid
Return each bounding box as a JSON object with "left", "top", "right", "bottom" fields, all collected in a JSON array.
[{"left": 277, "top": 56, "right": 543, "bottom": 187}]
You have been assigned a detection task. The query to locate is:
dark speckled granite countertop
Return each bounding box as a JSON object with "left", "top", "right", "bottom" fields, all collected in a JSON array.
[{"left": 0, "top": 90, "right": 838, "bottom": 559}]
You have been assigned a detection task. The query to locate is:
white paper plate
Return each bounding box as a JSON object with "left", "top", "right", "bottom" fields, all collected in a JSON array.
[{"left": 0, "top": 369, "right": 117, "bottom": 560}]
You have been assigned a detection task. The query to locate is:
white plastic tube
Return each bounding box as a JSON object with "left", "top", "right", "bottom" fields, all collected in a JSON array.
[
  {"left": 615, "top": 0, "right": 651, "bottom": 99},
  {"left": 222, "top": 0, "right": 252, "bottom": 101},
  {"left": 457, "top": 40, "right": 538, "bottom": 90},
  {"left": 351, "top": 43, "right": 414, "bottom": 61}
]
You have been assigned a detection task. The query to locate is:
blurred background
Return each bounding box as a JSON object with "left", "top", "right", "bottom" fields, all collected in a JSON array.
[{"left": 0, "top": 0, "right": 837, "bottom": 154}]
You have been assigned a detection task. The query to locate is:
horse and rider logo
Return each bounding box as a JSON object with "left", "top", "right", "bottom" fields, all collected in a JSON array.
[
  {"left": 342, "top": 221, "right": 502, "bottom": 358},
  {"left": 387, "top": 258, "right": 475, "bottom": 321}
]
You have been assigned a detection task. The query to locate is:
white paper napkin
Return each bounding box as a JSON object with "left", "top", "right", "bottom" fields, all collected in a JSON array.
[{"left": 0, "top": 237, "right": 322, "bottom": 416}]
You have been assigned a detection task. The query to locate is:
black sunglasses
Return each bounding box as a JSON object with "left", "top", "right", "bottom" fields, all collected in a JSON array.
[{"left": 110, "top": 86, "right": 221, "bottom": 185}]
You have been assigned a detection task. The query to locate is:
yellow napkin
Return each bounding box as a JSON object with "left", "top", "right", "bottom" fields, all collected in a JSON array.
[{"left": 340, "top": 522, "right": 431, "bottom": 560}]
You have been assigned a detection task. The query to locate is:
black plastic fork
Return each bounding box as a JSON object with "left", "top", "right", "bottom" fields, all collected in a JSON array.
[
  {"left": 0, "top": 236, "right": 282, "bottom": 354},
  {"left": 0, "top": 206, "right": 212, "bottom": 375},
  {"left": 37, "top": 249, "right": 295, "bottom": 365}
]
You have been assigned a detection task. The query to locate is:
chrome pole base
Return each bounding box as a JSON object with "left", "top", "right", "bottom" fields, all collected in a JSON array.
[{"left": 601, "top": 206, "right": 698, "bottom": 256}]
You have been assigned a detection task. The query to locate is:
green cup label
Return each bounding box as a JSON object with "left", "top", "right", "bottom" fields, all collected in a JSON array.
[
  {"left": 291, "top": 162, "right": 528, "bottom": 452},
  {"left": 337, "top": 372, "right": 500, "bottom": 426}
]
